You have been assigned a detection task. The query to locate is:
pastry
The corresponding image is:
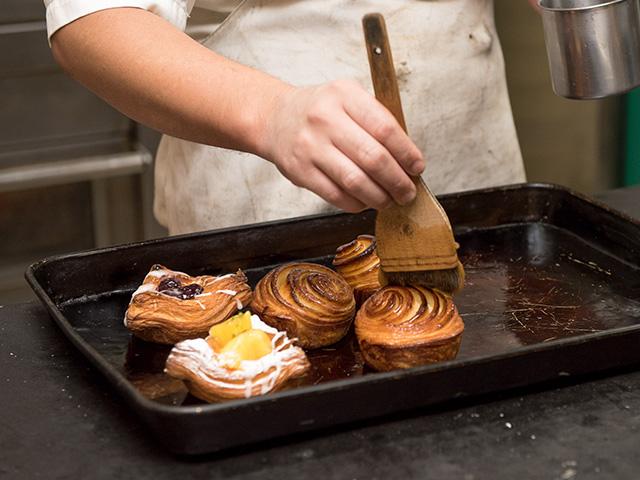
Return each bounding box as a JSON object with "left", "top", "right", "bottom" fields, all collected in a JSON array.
[
  {"left": 125, "top": 264, "right": 252, "bottom": 344},
  {"left": 165, "top": 312, "right": 310, "bottom": 401},
  {"left": 355, "top": 285, "right": 464, "bottom": 371},
  {"left": 333, "top": 234, "right": 381, "bottom": 304},
  {"left": 251, "top": 262, "right": 356, "bottom": 349}
]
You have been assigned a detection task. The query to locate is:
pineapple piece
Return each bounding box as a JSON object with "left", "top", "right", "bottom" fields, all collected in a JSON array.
[
  {"left": 207, "top": 311, "right": 252, "bottom": 351},
  {"left": 220, "top": 329, "right": 273, "bottom": 369}
]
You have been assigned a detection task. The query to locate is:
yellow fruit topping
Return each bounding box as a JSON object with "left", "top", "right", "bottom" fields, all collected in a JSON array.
[
  {"left": 207, "top": 311, "right": 252, "bottom": 351},
  {"left": 219, "top": 329, "right": 273, "bottom": 369}
]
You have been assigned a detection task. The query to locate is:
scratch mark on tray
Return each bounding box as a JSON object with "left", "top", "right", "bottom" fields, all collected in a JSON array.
[
  {"left": 521, "top": 302, "right": 579, "bottom": 309},
  {"left": 509, "top": 311, "right": 536, "bottom": 334},
  {"left": 562, "top": 253, "right": 612, "bottom": 276}
]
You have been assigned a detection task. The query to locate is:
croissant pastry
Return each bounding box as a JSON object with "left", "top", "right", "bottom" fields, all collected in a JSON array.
[
  {"left": 165, "top": 313, "right": 309, "bottom": 401},
  {"left": 251, "top": 262, "right": 356, "bottom": 349},
  {"left": 333, "top": 234, "right": 381, "bottom": 304},
  {"left": 355, "top": 285, "right": 464, "bottom": 372},
  {"left": 125, "top": 264, "right": 252, "bottom": 344}
]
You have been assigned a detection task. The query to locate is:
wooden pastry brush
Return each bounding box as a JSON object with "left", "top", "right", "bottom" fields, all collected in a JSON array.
[{"left": 362, "top": 13, "right": 464, "bottom": 294}]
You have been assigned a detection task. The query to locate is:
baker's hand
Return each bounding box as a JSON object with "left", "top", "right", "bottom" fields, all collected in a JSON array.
[
  {"left": 48, "top": 10, "right": 424, "bottom": 215},
  {"left": 260, "top": 79, "right": 425, "bottom": 213}
]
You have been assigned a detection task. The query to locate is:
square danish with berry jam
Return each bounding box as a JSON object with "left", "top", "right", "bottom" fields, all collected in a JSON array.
[{"left": 124, "top": 264, "right": 252, "bottom": 344}]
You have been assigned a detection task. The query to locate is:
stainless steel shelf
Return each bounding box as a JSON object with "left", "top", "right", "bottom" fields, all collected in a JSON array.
[{"left": 0, "top": 145, "right": 152, "bottom": 193}]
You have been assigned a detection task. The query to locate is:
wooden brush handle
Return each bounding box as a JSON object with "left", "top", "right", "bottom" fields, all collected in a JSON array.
[
  {"left": 363, "top": 13, "right": 408, "bottom": 133},
  {"left": 363, "top": 13, "right": 459, "bottom": 272}
]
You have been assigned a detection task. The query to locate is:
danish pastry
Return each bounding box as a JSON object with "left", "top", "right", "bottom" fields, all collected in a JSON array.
[
  {"left": 165, "top": 312, "right": 309, "bottom": 401},
  {"left": 125, "top": 264, "right": 252, "bottom": 344},
  {"left": 251, "top": 262, "right": 356, "bottom": 349},
  {"left": 356, "top": 285, "right": 464, "bottom": 371},
  {"left": 333, "top": 234, "right": 381, "bottom": 304}
]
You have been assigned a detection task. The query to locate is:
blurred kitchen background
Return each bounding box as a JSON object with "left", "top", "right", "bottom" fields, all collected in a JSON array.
[{"left": 1, "top": 0, "right": 638, "bottom": 304}]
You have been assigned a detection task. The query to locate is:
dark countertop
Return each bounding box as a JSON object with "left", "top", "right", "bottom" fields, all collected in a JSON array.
[{"left": 1, "top": 186, "right": 639, "bottom": 480}]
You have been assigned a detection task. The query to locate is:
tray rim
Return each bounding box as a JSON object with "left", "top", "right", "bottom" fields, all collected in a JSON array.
[
  {"left": 24, "top": 182, "right": 640, "bottom": 420},
  {"left": 25, "top": 182, "right": 640, "bottom": 270}
]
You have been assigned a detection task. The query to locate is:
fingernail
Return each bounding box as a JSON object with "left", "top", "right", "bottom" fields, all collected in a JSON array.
[
  {"left": 399, "top": 188, "right": 416, "bottom": 205},
  {"left": 410, "top": 161, "right": 425, "bottom": 176}
]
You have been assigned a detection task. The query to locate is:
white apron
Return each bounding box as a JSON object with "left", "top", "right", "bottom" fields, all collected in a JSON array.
[{"left": 155, "top": 0, "right": 526, "bottom": 235}]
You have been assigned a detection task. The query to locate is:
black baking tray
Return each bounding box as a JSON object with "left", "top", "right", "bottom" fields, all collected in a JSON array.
[{"left": 26, "top": 183, "right": 640, "bottom": 455}]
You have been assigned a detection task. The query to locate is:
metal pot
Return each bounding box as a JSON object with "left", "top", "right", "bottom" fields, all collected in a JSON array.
[{"left": 540, "top": 0, "right": 640, "bottom": 99}]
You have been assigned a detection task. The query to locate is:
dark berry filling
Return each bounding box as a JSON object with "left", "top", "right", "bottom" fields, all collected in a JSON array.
[
  {"left": 180, "top": 284, "right": 204, "bottom": 299},
  {"left": 158, "top": 277, "right": 181, "bottom": 291},
  {"left": 157, "top": 276, "right": 203, "bottom": 300}
]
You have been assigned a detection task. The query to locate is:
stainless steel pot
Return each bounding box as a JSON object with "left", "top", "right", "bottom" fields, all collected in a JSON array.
[{"left": 540, "top": 0, "right": 640, "bottom": 99}]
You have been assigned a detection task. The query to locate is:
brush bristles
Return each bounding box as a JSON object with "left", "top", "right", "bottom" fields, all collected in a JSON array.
[{"left": 381, "top": 262, "right": 465, "bottom": 295}]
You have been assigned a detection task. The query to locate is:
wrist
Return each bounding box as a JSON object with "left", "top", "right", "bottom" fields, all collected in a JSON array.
[{"left": 246, "top": 78, "right": 295, "bottom": 161}]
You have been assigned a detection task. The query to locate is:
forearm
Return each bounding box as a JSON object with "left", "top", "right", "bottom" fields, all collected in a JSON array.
[
  {"left": 51, "top": 7, "right": 290, "bottom": 157},
  {"left": 51, "top": 7, "right": 423, "bottom": 213}
]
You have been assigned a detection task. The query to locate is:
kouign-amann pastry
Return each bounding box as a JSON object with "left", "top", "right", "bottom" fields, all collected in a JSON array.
[
  {"left": 355, "top": 285, "right": 464, "bottom": 372},
  {"left": 251, "top": 262, "right": 356, "bottom": 349},
  {"left": 125, "top": 264, "right": 252, "bottom": 344},
  {"left": 333, "top": 234, "right": 381, "bottom": 304},
  {"left": 165, "top": 312, "right": 309, "bottom": 401}
]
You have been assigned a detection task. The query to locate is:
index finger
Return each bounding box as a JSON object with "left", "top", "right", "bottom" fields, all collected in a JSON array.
[{"left": 342, "top": 87, "right": 425, "bottom": 176}]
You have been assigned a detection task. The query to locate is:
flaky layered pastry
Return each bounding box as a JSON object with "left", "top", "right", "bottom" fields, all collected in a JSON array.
[
  {"left": 333, "top": 234, "right": 381, "bottom": 304},
  {"left": 164, "top": 315, "right": 309, "bottom": 401},
  {"left": 125, "top": 264, "right": 252, "bottom": 344},
  {"left": 356, "top": 285, "right": 464, "bottom": 372},
  {"left": 251, "top": 262, "right": 356, "bottom": 349}
]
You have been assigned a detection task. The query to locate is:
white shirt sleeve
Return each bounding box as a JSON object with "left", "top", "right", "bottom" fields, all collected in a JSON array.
[{"left": 44, "top": 0, "right": 193, "bottom": 40}]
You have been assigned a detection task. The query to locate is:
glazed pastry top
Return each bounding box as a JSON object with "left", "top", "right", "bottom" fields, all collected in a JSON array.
[
  {"left": 127, "top": 265, "right": 250, "bottom": 317},
  {"left": 356, "top": 285, "right": 463, "bottom": 347},
  {"left": 124, "top": 265, "right": 253, "bottom": 345},
  {"left": 333, "top": 235, "right": 380, "bottom": 293},
  {"left": 253, "top": 262, "right": 355, "bottom": 331}
]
